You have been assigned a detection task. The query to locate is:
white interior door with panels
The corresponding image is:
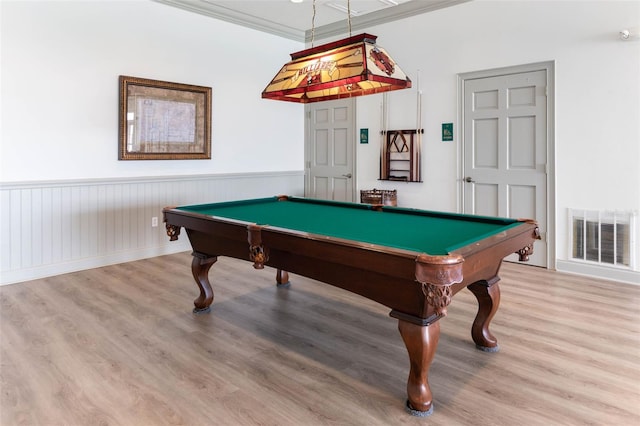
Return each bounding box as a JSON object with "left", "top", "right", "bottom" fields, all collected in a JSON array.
[
  {"left": 462, "top": 66, "right": 552, "bottom": 268},
  {"left": 305, "top": 99, "right": 356, "bottom": 202}
]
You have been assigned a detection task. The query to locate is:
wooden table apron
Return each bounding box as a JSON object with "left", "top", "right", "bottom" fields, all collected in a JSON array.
[{"left": 162, "top": 200, "right": 539, "bottom": 416}]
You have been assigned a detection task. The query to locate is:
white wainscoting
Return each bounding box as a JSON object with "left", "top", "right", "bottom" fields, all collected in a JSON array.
[{"left": 0, "top": 172, "right": 304, "bottom": 285}]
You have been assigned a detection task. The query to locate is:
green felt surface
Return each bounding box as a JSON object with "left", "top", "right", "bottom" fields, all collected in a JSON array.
[{"left": 178, "top": 197, "right": 519, "bottom": 255}]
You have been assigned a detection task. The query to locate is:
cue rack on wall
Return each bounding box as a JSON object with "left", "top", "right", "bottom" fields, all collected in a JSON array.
[
  {"left": 380, "top": 129, "right": 423, "bottom": 182},
  {"left": 379, "top": 81, "right": 424, "bottom": 183}
]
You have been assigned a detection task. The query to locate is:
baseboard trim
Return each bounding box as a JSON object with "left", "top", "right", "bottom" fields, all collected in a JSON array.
[
  {"left": 556, "top": 260, "right": 640, "bottom": 285},
  {"left": 0, "top": 242, "right": 191, "bottom": 286}
]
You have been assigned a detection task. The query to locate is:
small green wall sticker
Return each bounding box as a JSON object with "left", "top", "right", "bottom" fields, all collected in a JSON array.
[
  {"left": 442, "top": 123, "right": 453, "bottom": 141},
  {"left": 360, "top": 128, "right": 369, "bottom": 144}
]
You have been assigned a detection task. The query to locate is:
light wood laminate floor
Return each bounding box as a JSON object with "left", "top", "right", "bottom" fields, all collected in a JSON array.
[{"left": 1, "top": 252, "right": 639, "bottom": 425}]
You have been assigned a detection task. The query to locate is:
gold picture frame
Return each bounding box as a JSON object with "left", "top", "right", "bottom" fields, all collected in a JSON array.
[{"left": 118, "top": 76, "right": 211, "bottom": 160}]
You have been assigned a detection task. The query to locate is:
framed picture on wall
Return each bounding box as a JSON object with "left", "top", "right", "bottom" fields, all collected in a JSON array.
[{"left": 118, "top": 75, "right": 212, "bottom": 160}]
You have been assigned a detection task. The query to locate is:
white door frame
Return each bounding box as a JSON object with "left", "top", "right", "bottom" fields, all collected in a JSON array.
[{"left": 457, "top": 61, "right": 556, "bottom": 269}]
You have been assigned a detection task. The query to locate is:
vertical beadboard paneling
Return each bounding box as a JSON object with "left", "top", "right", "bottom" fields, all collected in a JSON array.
[
  {"left": 80, "top": 186, "right": 91, "bottom": 258},
  {"left": 0, "top": 190, "right": 11, "bottom": 272},
  {"left": 20, "top": 189, "right": 32, "bottom": 268},
  {"left": 41, "top": 187, "right": 53, "bottom": 266},
  {"left": 30, "top": 188, "right": 42, "bottom": 267},
  {"left": 0, "top": 172, "right": 304, "bottom": 285},
  {"left": 115, "top": 184, "right": 125, "bottom": 252},
  {"left": 97, "top": 185, "right": 107, "bottom": 256},
  {"left": 51, "top": 187, "right": 63, "bottom": 265},
  {"left": 126, "top": 183, "right": 137, "bottom": 250},
  {"left": 104, "top": 184, "right": 115, "bottom": 254},
  {"left": 70, "top": 186, "right": 81, "bottom": 260},
  {"left": 10, "top": 190, "right": 22, "bottom": 270},
  {"left": 63, "top": 187, "right": 73, "bottom": 263}
]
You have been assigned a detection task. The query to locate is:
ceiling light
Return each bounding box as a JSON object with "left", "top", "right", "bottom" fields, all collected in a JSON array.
[{"left": 262, "top": 1, "right": 411, "bottom": 103}]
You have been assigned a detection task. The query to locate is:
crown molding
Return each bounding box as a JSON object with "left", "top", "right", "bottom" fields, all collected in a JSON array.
[
  {"left": 153, "top": 0, "right": 471, "bottom": 43},
  {"left": 307, "top": 0, "right": 472, "bottom": 42},
  {"left": 153, "top": 0, "right": 306, "bottom": 41}
]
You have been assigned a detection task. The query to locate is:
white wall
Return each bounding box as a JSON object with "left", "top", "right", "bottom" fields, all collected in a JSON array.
[
  {"left": 353, "top": 0, "right": 640, "bottom": 282},
  {"left": 0, "top": 0, "right": 305, "bottom": 181}
]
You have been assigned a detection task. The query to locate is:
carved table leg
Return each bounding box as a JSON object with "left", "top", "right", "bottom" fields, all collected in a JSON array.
[
  {"left": 397, "top": 319, "right": 440, "bottom": 416},
  {"left": 467, "top": 278, "right": 501, "bottom": 352},
  {"left": 276, "top": 269, "right": 290, "bottom": 288},
  {"left": 191, "top": 253, "right": 217, "bottom": 314}
]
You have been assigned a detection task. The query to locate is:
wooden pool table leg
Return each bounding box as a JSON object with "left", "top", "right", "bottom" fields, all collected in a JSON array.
[
  {"left": 191, "top": 253, "right": 217, "bottom": 314},
  {"left": 397, "top": 319, "right": 440, "bottom": 416},
  {"left": 275, "top": 269, "right": 290, "bottom": 287},
  {"left": 467, "top": 278, "right": 501, "bottom": 352}
]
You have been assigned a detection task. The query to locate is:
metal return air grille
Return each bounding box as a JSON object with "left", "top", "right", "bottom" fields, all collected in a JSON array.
[{"left": 569, "top": 209, "right": 637, "bottom": 269}]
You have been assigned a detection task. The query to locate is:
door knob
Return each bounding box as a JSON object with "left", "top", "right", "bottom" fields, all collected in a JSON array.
[
  {"left": 342, "top": 173, "right": 353, "bottom": 178},
  {"left": 464, "top": 176, "right": 475, "bottom": 183}
]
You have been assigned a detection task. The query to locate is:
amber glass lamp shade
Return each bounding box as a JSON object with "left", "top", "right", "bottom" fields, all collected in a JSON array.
[{"left": 262, "top": 33, "right": 411, "bottom": 103}]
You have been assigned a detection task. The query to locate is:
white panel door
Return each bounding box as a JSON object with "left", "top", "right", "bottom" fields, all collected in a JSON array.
[
  {"left": 306, "top": 99, "right": 355, "bottom": 202},
  {"left": 463, "top": 70, "right": 548, "bottom": 267}
]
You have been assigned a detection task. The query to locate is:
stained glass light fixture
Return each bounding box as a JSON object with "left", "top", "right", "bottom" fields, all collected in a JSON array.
[
  {"left": 262, "top": 33, "right": 411, "bottom": 103},
  {"left": 262, "top": 1, "right": 411, "bottom": 103}
]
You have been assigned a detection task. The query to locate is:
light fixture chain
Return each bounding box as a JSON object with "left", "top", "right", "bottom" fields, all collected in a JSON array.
[
  {"left": 347, "top": 0, "right": 352, "bottom": 36},
  {"left": 311, "top": 0, "right": 316, "bottom": 47}
]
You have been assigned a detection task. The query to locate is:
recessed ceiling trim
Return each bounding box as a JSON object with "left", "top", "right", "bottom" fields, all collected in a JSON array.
[
  {"left": 153, "top": 0, "right": 306, "bottom": 41},
  {"left": 307, "top": 0, "right": 472, "bottom": 42},
  {"left": 324, "top": 2, "right": 361, "bottom": 17},
  {"left": 153, "top": 0, "right": 472, "bottom": 43}
]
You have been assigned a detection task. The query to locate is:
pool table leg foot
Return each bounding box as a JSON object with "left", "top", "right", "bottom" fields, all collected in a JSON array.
[
  {"left": 405, "top": 399, "right": 433, "bottom": 417},
  {"left": 192, "top": 306, "right": 212, "bottom": 315},
  {"left": 467, "top": 278, "right": 501, "bottom": 351},
  {"left": 475, "top": 343, "right": 500, "bottom": 352},
  {"left": 398, "top": 319, "right": 440, "bottom": 416},
  {"left": 276, "top": 269, "right": 290, "bottom": 287},
  {"left": 191, "top": 253, "right": 217, "bottom": 313}
]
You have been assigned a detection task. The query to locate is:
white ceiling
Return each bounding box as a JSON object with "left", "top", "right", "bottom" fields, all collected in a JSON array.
[{"left": 154, "top": 0, "right": 470, "bottom": 42}]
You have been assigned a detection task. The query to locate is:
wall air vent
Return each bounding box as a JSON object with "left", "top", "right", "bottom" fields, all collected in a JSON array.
[{"left": 569, "top": 209, "right": 637, "bottom": 269}]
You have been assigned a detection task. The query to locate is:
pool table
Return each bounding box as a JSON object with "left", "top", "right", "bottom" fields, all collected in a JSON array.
[{"left": 163, "top": 195, "right": 539, "bottom": 416}]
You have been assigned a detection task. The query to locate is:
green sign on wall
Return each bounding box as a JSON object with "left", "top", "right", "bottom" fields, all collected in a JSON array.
[
  {"left": 360, "top": 128, "right": 369, "bottom": 144},
  {"left": 442, "top": 123, "right": 453, "bottom": 141}
]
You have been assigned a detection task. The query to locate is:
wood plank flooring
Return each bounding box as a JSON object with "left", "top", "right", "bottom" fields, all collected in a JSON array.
[{"left": 1, "top": 252, "right": 639, "bottom": 425}]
